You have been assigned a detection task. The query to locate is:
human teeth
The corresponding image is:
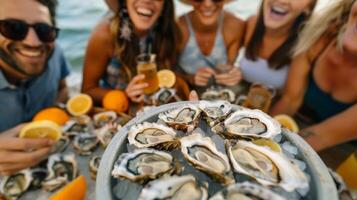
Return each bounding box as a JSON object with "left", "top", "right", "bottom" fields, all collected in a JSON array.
[
  {"left": 272, "top": 6, "right": 287, "bottom": 14},
  {"left": 18, "top": 49, "right": 42, "bottom": 57},
  {"left": 137, "top": 7, "right": 152, "bottom": 16}
]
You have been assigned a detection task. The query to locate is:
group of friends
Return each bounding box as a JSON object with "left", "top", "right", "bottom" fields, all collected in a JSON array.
[{"left": 0, "top": 0, "right": 356, "bottom": 176}]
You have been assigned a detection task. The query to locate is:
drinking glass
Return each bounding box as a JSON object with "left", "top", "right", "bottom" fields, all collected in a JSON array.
[
  {"left": 136, "top": 53, "right": 159, "bottom": 94},
  {"left": 239, "top": 83, "right": 276, "bottom": 113},
  {"left": 337, "top": 152, "right": 357, "bottom": 189}
]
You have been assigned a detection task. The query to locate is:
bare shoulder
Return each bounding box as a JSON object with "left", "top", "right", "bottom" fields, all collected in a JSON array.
[
  {"left": 177, "top": 13, "right": 190, "bottom": 50},
  {"left": 87, "top": 17, "right": 115, "bottom": 55},
  {"left": 222, "top": 12, "right": 245, "bottom": 43},
  {"left": 244, "top": 15, "right": 258, "bottom": 46},
  {"left": 306, "top": 34, "right": 333, "bottom": 63}
]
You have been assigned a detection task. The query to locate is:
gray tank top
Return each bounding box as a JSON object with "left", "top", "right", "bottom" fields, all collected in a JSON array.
[
  {"left": 238, "top": 48, "right": 289, "bottom": 89},
  {"left": 179, "top": 13, "right": 228, "bottom": 75}
]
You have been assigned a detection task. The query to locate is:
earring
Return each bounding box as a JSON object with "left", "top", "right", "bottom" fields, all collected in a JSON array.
[{"left": 119, "top": 9, "right": 132, "bottom": 41}]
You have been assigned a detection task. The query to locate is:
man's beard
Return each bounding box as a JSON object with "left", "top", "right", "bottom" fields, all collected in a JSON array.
[{"left": 0, "top": 46, "right": 53, "bottom": 78}]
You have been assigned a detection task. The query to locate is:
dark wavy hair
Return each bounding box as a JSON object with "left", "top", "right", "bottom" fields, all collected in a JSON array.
[
  {"left": 36, "top": 0, "right": 58, "bottom": 26},
  {"left": 110, "top": 0, "right": 182, "bottom": 80},
  {"left": 245, "top": 0, "right": 317, "bottom": 69}
]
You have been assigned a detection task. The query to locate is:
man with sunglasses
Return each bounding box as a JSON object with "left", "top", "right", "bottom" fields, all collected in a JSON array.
[{"left": 0, "top": 0, "right": 70, "bottom": 175}]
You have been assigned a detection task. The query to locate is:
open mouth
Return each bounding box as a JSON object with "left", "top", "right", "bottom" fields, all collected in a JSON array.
[
  {"left": 136, "top": 7, "right": 154, "bottom": 18},
  {"left": 200, "top": 9, "right": 216, "bottom": 17},
  {"left": 270, "top": 5, "right": 289, "bottom": 18},
  {"left": 15, "top": 48, "right": 44, "bottom": 59}
]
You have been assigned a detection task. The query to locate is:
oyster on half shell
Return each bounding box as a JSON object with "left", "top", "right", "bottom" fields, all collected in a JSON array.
[
  {"left": 209, "top": 181, "right": 286, "bottom": 200},
  {"left": 128, "top": 122, "right": 179, "bottom": 151},
  {"left": 138, "top": 175, "right": 208, "bottom": 200},
  {"left": 93, "top": 111, "right": 117, "bottom": 128},
  {"left": 112, "top": 148, "right": 180, "bottom": 183},
  {"left": 73, "top": 133, "right": 99, "bottom": 156},
  {"left": 180, "top": 133, "right": 234, "bottom": 185},
  {"left": 89, "top": 156, "right": 101, "bottom": 180},
  {"left": 199, "top": 100, "right": 232, "bottom": 127},
  {"left": 158, "top": 104, "right": 201, "bottom": 132},
  {"left": 0, "top": 169, "right": 32, "bottom": 200},
  {"left": 201, "top": 88, "right": 236, "bottom": 103},
  {"left": 95, "top": 123, "right": 120, "bottom": 147},
  {"left": 226, "top": 140, "right": 308, "bottom": 192},
  {"left": 213, "top": 109, "right": 281, "bottom": 139}
]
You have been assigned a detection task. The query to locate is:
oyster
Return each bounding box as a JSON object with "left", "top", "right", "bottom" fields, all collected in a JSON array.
[
  {"left": 209, "top": 181, "right": 285, "bottom": 200},
  {"left": 42, "top": 154, "right": 78, "bottom": 191},
  {"left": 89, "top": 156, "right": 101, "bottom": 180},
  {"left": 112, "top": 148, "right": 179, "bottom": 183},
  {"left": 95, "top": 123, "right": 120, "bottom": 147},
  {"left": 128, "top": 122, "right": 179, "bottom": 150},
  {"left": 199, "top": 100, "right": 232, "bottom": 127},
  {"left": 158, "top": 104, "right": 201, "bottom": 132},
  {"left": 30, "top": 167, "right": 48, "bottom": 189},
  {"left": 180, "top": 133, "right": 234, "bottom": 184},
  {"left": 226, "top": 140, "right": 308, "bottom": 192},
  {"left": 93, "top": 111, "right": 117, "bottom": 128},
  {"left": 73, "top": 133, "right": 99, "bottom": 156},
  {"left": 62, "top": 115, "right": 92, "bottom": 137},
  {"left": 0, "top": 169, "right": 32, "bottom": 200},
  {"left": 201, "top": 88, "right": 236, "bottom": 103},
  {"left": 138, "top": 175, "right": 208, "bottom": 200},
  {"left": 213, "top": 109, "right": 281, "bottom": 139},
  {"left": 52, "top": 136, "right": 70, "bottom": 154},
  {"left": 149, "top": 88, "right": 178, "bottom": 106}
]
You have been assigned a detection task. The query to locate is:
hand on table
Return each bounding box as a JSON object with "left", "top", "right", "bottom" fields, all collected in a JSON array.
[
  {"left": 194, "top": 67, "right": 216, "bottom": 87},
  {"left": 0, "top": 124, "right": 54, "bottom": 176},
  {"left": 215, "top": 67, "right": 242, "bottom": 87},
  {"left": 125, "top": 74, "right": 148, "bottom": 103}
]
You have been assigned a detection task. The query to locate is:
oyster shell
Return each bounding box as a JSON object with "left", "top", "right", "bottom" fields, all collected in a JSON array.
[
  {"left": 226, "top": 140, "right": 308, "bottom": 192},
  {"left": 62, "top": 115, "right": 93, "bottom": 137},
  {"left": 138, "top": 175, "right": 208, "bottom": 200},
  {"left": 112, "top": 148, "right": 180, "bottom": 183},
  {"left": 209, "top": 181, "right": 285, "bottom": 200},
  {"left": 199, "top": 100, "right": 232, "bottom": 127},
  {"left": 201, "top": 88, "right": 236, "bottom": 103},
  {"left": 180, "top": 133, "right": 234, "bottom": 184},
  {"left": 158, "top": 104, "right": 201, "bottom": 132},
  {"left": 42, "top": 154, "right": 78, "bottom": 191},
  {"left": 73, "top": 133, "right": 99, "bottom": 156},
  {"left": 95, "top": 123, "right": 120, "bottom": 147},
  {"left": 93, "top": 111, "right": 117, "bottom": 128},
  {"left": 128, "top": 122, "right": 179, "bottom": 150},
  {"left": 213, "top": 109, "right": 281, "bottom": 139},
  {"left": 149, "top": 88, "right": 177, "bottom": 106},
  {"left": 52, "top": 136, "right": 70, "bottom": 154},
  {"left": 89, "top": 156, "right": 101, "bottom": 180},
  {"left": 30, "top": 167, "right": 48, "bottom": 189},
  {"left": 0, "top": 169, "right": 32, "bottom": 200}
]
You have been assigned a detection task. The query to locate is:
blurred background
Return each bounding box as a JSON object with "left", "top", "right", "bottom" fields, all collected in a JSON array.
[{"left": 57, "top": 0, "right": 330, "bottom": 93}]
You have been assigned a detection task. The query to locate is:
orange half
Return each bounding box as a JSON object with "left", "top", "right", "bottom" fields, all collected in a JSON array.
[
  {"left": 157, "top": 69, "right": 176, "bottom": 88},
  {"left": 67, "top": 94, "right": 93, "bottom": 116},
  {"left": 20, "top": 120, "right": 62, "bottom": 141},
  {"left": 274, "top": 114, "right": 299, "bottom": 132}
]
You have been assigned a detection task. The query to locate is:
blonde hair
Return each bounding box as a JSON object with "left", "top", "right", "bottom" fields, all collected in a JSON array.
[{"left": 294, "top": 0, "right": 355, "bottom": 55}]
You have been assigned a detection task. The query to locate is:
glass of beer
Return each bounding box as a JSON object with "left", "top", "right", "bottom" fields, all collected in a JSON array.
[
  {"left": 136, "top": 53, "right": 159, "bottom": 94},
  {"left": 242, "top": 83, "right": 276, "bottom": 113},
  {"left": 337, "top": 151, "right": 357, "bottom": 189}
]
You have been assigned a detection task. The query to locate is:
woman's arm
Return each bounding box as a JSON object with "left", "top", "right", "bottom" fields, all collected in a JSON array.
[
  {"left": 301, "top": 104, "right": 357, "bottom": 151},
  {"left": 223, "top": 12, "right": 246, "bottom": 63},
  {"left": 81, "top": 19, "right": 114, "bottom": 105}
]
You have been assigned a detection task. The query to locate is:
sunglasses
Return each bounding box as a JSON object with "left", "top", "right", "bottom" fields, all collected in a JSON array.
[
  {"left": 0, "top": 19, "right": 59, "bottom": 43},
  {"left": 192, "top": 0, "right": 224, "bottom": 3}
]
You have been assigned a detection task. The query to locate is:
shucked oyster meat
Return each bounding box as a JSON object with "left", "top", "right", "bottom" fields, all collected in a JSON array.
[
  {"left": 201, "top": 88, "right": 236, "bottom": 103},
  {"left": 93, "top": 111, "right": 117, "bottom": 128},
  {"left": 199, "top": 100, "right": 232, "bottom": 127},
  {"left": 0, "top": 169, "right": 32, "bottom": 200},
  {"left": 209, "top": 181, "right": 286, "bottom": 200},
  {"left": 158, "top": 104, "right": 201, "bottom": 132},
  {"left": 128, "top": 122, "right": 179, "bottom": 151},
  {"left": 180, "top": 133, "right": 234, "bottom": 185},
  {"left": 95, "top": 123, "right": 120, "bottom": 147},
  {"left": 112, "top": 148, "right": 180, "bottom": 183},
  {"left": 226, "top": 140, "right": 308, "bottom": 192},
  {"left": 73, "top": 133, "right": 99, "bottom": 156},
  {"left": 213, "top": 109, "right": 281, "bottom": 139},
  {"left": 138, "top": 175, "right": 208, "bottom": 200}
]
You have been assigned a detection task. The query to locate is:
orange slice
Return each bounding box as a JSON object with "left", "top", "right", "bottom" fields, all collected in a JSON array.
[
  {"left": 33, "top": 107, "right": 70, "bottom": 126},
  {"left": 157, "top": 69, "right": 176, "bottom": 88},
  {"left": 49, "top": 175, "right": 87, "bottom": 200},
  {"left": 253, "top": 138, "right": 282, "bottom": 153},
  {"left": 67, "top": 94, "right": 93, "bottom": 116},
  {"left": 103, "top": 90, "right": 129, "bottom": 113},
  {"left": 20, "top": 120, "right": 62, "bottom": 141},
  {"left": 274, "top": 114, "right": 299, "bottom": 132}
]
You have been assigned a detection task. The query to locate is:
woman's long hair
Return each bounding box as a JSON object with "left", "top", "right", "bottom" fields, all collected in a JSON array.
[
  {"left": 245, "top": 0, "right": 317, "bottom": 69},
  {"left": 110, "top": 0, "right": 182, "bottom": 80},
  {"left": 294, "top": 0, "right": 355, "bottom": 55}
]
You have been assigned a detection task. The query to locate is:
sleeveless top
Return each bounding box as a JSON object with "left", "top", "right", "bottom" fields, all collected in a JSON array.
[
  {"left": 238, "top": 48, "right": 289, "bottom": 90},
  {"left": 304, "top": 71, "right": 354, "bottom": 122},
  {"left": 179, "top": 13, "right": 228, "bottom": 75}
]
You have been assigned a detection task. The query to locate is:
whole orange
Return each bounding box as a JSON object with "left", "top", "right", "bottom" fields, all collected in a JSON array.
[
  {"left": 103, "top": 90, "right": 129, "bottom": 113},
  {"left": 33, "top": 107, "right": 70, "bottom": 126}
]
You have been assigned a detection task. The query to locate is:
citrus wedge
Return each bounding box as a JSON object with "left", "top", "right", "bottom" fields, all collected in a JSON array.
[
  {"left": 253, "top": 138, "right": 282, "bottom": 153},
  {"left": 157, "top": 69, "right": 176, "bottom": 88},
  {"left": 33, "top": 107, "right": 70, "bottom": 126},
  {"left": 49, "top": 175, "right": 86, "bottom": 200},
  {"left": 103, "top": 90, "right": 129, "bottom": 113},
  {"left": 67, "top": 94, "right": 93, "bottom": 116},
  {"left": 20, "top": 120, "right": 62, "bottom": 141},
  {"left": 274, "top": 114, "right": 299, "bottom": 132}
]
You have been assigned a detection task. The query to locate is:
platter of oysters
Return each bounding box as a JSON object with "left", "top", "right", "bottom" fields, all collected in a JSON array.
[{"left": 96, "top": 101, "right": 338, "bottom": 200}]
